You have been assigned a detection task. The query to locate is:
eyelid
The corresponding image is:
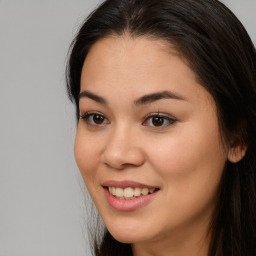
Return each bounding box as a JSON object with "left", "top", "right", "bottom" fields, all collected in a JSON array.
[
  {"left": 79, "top": 111, "right": 110, "bottom": 126},
  {"left": 79, "top": 111, "right": 176, "bottom": 128},
  {"left": 142, "top": 112, "right": 177, "bottom": 127},
  {"left": 144, "top": 111, "right": 175, "bottom": 119},
  {"left": 79, "top": 111, "right": 102, "bottom": 118}
]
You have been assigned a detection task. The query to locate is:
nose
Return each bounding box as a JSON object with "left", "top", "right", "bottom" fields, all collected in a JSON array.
[{"left": 101, "top": 126, "right": 145, "bottom": 170}]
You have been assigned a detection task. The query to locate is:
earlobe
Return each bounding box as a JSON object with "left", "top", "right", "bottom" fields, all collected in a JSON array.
[{"left": 227, "top": 143, "right": 247, "bottom": 163}]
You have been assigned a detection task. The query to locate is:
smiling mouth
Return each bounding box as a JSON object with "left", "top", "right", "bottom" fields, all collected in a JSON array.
[{"left": 105, "top": 186, "right": 159, "bottom": 200}]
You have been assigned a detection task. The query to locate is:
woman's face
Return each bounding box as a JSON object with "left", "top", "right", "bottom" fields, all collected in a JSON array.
[{"left": 75, "top": 36, "right": 229, "bottom": 246}]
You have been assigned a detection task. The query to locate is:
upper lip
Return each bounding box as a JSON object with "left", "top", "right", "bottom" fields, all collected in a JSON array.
[{"left": 102, "top": 180, "right": 159, "bottom": 189}]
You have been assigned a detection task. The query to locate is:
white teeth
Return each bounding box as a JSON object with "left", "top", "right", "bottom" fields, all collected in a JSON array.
[
  {"left": 108, "top": 186, "right": 157, "bottom": 199},
  {"left": 142, "top": 188, "right": 149, "bottom": 195},
  {"left": 112, "top": 187, "right": 116, "bottom": 196},
  {"left": 115, "top": 187, "right": 124, "bottom": 197},
  {"left": 108, "top": 187, "right": 116, "bottom": 196},
  {"left": 149, "top": 188, "right": 155, "bottom": 193},
  {"left": 124, "top": 187, "right": 133, "bottom": 198},
  {"left": 134, "top": 187, "right": 141, "bottom": 197}
]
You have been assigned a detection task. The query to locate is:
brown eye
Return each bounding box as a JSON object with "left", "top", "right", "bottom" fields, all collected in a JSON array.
[
  {"left": 93, "top": 114, "right": 105, "bottom": 124},
  {"left": 80, "top": 112, "right": 109, "bottom": 126},
  {"left": 152, "top": 116, "right": 164, "bottom": 126},
  {"left": 143, "top": 114, "right": 176, "bottom": 128}
]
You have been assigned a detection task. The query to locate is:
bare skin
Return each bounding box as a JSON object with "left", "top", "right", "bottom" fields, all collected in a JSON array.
[{"left": 75, "top": 35, "right": 245, "bottom": 256}]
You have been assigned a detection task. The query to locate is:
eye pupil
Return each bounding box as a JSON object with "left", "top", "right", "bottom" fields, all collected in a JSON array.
[
  {"left": 93, "top": 114, "right": 104, "bottom": 124},
  {"left": 152, "top": 116, "right": 164, "bottom": 126}
]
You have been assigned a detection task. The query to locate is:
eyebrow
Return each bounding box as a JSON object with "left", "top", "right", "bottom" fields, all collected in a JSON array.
[
  {"left": 134, "top": 91, "right": 186, "bottom": 105},
  {"left": 79, "top": 90, "right": 107, "bottom": 104},
  {"left": 78, "top": 90, "right": 186, "bottom": 105}
]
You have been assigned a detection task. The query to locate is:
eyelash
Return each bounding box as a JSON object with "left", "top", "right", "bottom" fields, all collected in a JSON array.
[
  {"left": 79, "top": 112, "right": 176, "bottom": 128},
  {"left": 80, "top": 112, "right": 109, "bottom": 126},
  {"left": 143, "top": 113, "right": 176, "bottom": 127}
]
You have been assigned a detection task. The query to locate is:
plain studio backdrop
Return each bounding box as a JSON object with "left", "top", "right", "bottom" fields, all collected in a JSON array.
[{"left": 0, "top": 1, "right": 255, "bottom": 256}]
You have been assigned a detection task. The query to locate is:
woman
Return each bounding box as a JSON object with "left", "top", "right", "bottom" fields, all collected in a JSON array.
[{"left": 66, "top": 0, "right": 256, "bottom": 255}]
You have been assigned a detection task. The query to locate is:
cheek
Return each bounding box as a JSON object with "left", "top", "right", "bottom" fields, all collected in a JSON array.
[
  {"left": 145, "top": 120, "right": 227, "bottom": 210},
  {"left": 74, "top": 130, "right": 106, "bottom": 211},
  {"left": 74, "top": 128, "right": 101, "bottom": 181},
  {"left": 148, "top": 117, "right": 227, "bottom": 176}
]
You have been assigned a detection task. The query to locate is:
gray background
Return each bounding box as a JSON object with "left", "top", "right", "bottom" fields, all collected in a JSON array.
[{"left": 0, "top": 1, "right": 255, "bottom": 256}]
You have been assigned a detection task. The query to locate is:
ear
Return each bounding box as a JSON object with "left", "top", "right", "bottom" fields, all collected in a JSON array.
[{"left": 228, "top": 142, "right": 247, "bottom": 163}]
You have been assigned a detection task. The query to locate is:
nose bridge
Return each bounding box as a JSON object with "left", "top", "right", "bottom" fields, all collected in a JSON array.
[{"left": 102, "top": 122, "right": 144, "bottom": 169}]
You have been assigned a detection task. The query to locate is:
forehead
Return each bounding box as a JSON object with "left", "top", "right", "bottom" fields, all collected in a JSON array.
[
  {"left": 80, "top": 35, "right": 213, "bottom": 106},
  {"left": 84, "top": 35, "right": 178, "bottom": 65},
  {"left": 85, "top": 35, "right": 181, "bottom": 66}
]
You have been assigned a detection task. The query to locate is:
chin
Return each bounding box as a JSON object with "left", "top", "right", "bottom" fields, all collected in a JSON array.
[
  {"left": 111, "top": 232, "right": 145, "bottom": 244},
  {"left": 107, "top": 225, "right": 152, "bottom": 244}
]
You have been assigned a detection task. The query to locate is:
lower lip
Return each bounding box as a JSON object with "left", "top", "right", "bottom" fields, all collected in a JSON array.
[{"left": 104, "top": 188, "right": 159, "bottom": 211}]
